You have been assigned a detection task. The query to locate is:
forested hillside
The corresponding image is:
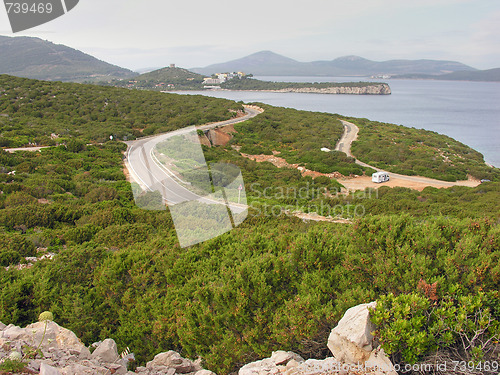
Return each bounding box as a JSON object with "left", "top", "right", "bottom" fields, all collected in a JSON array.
[
  {"left": 0, "top": 36, "right": 136, "bottom": 82},
  {"left": 0, "top": 76, "right": 498, "bottom": 374}
]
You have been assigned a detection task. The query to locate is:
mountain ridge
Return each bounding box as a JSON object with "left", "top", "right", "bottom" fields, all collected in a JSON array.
[
  {"left": 0, "top": 35, "right": 137, "bottom": 82},
  {"left": 191, "top": 50, "right": 478, "bottom": 77}
]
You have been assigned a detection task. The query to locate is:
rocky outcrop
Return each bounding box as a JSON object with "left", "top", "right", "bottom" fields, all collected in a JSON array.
[
  {"left": 260, "top": 84, "right": 391, "bottom": 95},
  {"left": 0, "top": 321, "right": 209, "bottom": 375},
  {"left": 0, "top": 302, "right": 394, "bottom": 375},
  {"left": 237, "top": 302, "right": 396, "bottom": 375},
  {"left": 198, "top": 127, "right": 236, "bottom": 147}
]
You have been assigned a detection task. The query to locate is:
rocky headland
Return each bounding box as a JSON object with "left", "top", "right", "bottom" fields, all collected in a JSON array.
[{"left": 258, "top": 84, "right": 391, "bottom": 95}]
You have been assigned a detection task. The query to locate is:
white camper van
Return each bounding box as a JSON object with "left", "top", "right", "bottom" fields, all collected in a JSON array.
[{"left": 372, "top": 171, "right": 390, "bottom": 183}]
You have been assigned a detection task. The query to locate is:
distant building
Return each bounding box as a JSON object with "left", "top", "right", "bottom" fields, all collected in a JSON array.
[
  {"left": 203, "top": 78, "right": 221, "bottom": 85},
  {"left": 212, "top": 72, "right": 246, "bottom": 83},
  {"left": 170, "top": 64, "right": 176, "bottom": 68}
]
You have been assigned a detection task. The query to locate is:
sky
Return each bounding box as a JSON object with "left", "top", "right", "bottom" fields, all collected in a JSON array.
[{"left": 1, "top": 0, "right": 499, "bottom": 71}]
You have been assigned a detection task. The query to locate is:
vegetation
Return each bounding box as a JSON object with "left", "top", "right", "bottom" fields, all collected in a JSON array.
[
  {"left": 106, "top": 67, "right": 207, "bottom": 91},
  {"left": 231, "top": 104, "right": 374, "bottom": 177},
  {"left": 0, "top": 75, "right": 243, "bottom": 147},
  {"left": 371, "top": 289, "right": 500, "bottom": 365},
  {"left": 0, "top": 75, "right": 498, "bottom": 374},
  {"left": 0, "top": 35, "right": 135, "bottom": 82},
  {"left": 347, "top": 116, "right": 500, "bottom": 181},
  {"left": 220, "top": 77, "right": 387, "bottom": 91}
]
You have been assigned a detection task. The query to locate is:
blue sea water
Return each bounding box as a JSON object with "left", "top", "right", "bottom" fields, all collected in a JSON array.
[{"left": 175, "top": 77, "right": 500, "bottom": 167}]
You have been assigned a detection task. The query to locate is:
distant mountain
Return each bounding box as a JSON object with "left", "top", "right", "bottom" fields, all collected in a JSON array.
[
  {"left": 395, "top": 68, "right": 500, "bottom": 82},
  {"left": 0, "top": 35, "right": 136, "bottom": 82},
  {"left": 192, "top": 51, "right": 307, "bottom": 76},
  {"left": 192, "top": 51, "right": 477, "bottom": 77}
]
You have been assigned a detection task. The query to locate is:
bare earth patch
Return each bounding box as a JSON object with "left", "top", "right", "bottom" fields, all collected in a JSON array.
[
  {"left": 241, "top": 152, "right": 345, "bottom": 179},
  {"left": 339, "top": 174, "right": 480, "bottom": 192}
]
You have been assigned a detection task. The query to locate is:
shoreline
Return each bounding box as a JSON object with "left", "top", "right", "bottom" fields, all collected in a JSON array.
[{"left": 169, "top": 84, "right": 391, "bottom": 95}]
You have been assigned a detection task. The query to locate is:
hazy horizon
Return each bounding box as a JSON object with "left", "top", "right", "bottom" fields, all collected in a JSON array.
[{"left": 1, "top": 0, "right": 499, "bottom": 71}]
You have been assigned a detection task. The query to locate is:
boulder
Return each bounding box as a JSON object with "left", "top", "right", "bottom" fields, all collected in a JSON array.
[
  {"left": 327, "top": 301, "right": 397, "bottom": 375},
  {"left": 195, "top": 370, "right": 217, "bottom": 375},
  {"left": 327, "top": 301, "right": 377, "bottom": 363},
  {"left": 146, "top": 350, "right": 195, "bottom": 373},
  {"left": 1, "top": 324, "right": 26, "bottom": 341},
  {"left": 90, "top": 338, "right": 119, "bottom": 363},
  {"left": 24, "top": 321, "right": 85, "bottom": 351},
  {"left": 366, "top": 347, "right": 397, "bottom": 375},
  {"left": 239, "top": 351, "right": 304, "bottom": 375},
  {"left": 0, "top": 321, "right": 6, "bottom": 330},
  {"left": 40, "top": 363, "right": 62, "bottom": 375},
  {"left": 271, "top": 351, "right": 304, "bottom": 366},
  {"left": 105, "top": 363, "right": 128, "bottom": 375}
]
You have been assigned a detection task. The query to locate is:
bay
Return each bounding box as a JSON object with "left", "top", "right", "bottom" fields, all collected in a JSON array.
[{"left": 174, "top": 77, "right": 500, "bottom": 167}]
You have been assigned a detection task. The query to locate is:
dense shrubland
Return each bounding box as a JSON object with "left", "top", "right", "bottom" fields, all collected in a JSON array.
[
  {"left": 0, "top": 77, "right": 498, "bottom": 374},
  {"left": 0, "top": 75, "right": 242, "bottom": 147},
  {"left": 231, "top": 104, "right": 374, "bottom": 177},
  {"left": 0, "top": 141, "right": 499, "bottom": 373}
]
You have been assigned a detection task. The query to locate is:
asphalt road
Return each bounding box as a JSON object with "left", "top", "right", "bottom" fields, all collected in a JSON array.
[{"left": 124, "top": 106, "right": 262, "bottom": 207}]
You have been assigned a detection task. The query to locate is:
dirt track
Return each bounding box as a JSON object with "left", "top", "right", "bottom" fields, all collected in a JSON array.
[{"left": 336, "top": 120, "right": 481, "bottom": 191}]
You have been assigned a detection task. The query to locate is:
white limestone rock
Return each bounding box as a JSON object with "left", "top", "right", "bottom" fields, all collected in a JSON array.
[
  {"left": 40, "top": 362, "right": 62, "bottom": 375},
  {"left": 146, "top": 350, "right": 195, "bottom": 373},
  {"left": 327, "top": 301, "right": 377, "bottom": 363},
  {"left": 90, "top": 338, "right": 119, "bottom": 363},
  {"left": 24, "top": 321, "right": 86, "bottom": 351}
]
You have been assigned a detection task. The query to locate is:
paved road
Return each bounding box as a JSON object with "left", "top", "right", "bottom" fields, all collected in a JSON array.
[
  {"left": 335, "top": 119, "right": 480, "bottom": 188},
  {"left": 124, "top": 106, "right": 262, "bottom": 206}
]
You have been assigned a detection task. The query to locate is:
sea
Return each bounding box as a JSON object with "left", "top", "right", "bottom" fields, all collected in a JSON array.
[{"left": 174, "top": 77, "right": 500, "bottom": 167}]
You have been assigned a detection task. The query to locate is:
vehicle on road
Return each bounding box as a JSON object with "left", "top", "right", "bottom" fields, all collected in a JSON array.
[{"left": 372, "top": 171, "right": 390, "bottom": 183}]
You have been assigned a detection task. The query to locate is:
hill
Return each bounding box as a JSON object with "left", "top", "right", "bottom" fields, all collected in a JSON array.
[
  {"left": 191, "top": 51, "right": 476, "bottom": 77},
  {"left": 0, "top": 35, "right": 136, "bottom": 82},
  {"left": 0, "top": 74, "right": 243, "bottom": 147},
  {"left": 107, "top": 66, "right": 391, "bottom": 94},
  {"left": 111, "top": 66, "right": 206, "bottom": 90}
]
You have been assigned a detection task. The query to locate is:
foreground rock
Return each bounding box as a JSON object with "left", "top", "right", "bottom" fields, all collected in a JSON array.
[
  {"left": 238, "top": 302, "right": 396, "bottom": 375},
  {"left": 0, "top": 320, "right": 210, "bottom": 375},
  {"left": 327, "top": 302, "right": 396, "bottom": 375},
  {"left": 0, "top": 301, "right": 394, "bottom": 375}
]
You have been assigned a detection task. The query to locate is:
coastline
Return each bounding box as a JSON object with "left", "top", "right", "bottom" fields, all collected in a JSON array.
[{"left": 169, "top": 83, "right": 391, "bottom": 95}]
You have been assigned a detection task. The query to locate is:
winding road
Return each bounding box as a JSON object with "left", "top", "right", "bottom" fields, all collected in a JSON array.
[
  {"left": 124, "top": 105, "right": 262, "bottom": 206},
  {"left": 335, "top": 120, "right": 480, "bottom": 190}
]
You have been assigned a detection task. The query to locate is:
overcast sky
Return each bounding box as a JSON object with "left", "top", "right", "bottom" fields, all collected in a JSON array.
[{"left": 1, "top": 0, "right": 499, "bottom": 71}]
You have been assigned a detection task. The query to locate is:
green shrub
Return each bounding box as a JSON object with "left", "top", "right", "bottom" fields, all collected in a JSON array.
[
  {"left": 64, "top": 224, "right": 101, "bottom": 244},
  {"left": 0, "top": 250, "right": 23, "bottom": 267},
  {"left": 371, "top": 287, "right": 500, "bottom": 364},
  {"left": 0, "top": 233, "right": 36, "bottom": 257}
]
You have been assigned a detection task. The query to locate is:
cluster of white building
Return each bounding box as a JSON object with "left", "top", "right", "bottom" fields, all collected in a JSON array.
[{"left": 203, "top": 71, "right": 246, "bottom": 85}]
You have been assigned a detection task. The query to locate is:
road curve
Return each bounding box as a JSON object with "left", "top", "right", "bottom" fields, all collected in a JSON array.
[
  {"left": 335, "top": 119, "right": 480, "bottom": 189},
  {"left": 124, "top": 105, "right": 263, "bottom": 206}
]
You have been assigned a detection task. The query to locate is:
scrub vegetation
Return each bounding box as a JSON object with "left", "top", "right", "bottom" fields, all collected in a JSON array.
[{"left": 0, "top": 76, "right": 498, "bottom": 374}]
